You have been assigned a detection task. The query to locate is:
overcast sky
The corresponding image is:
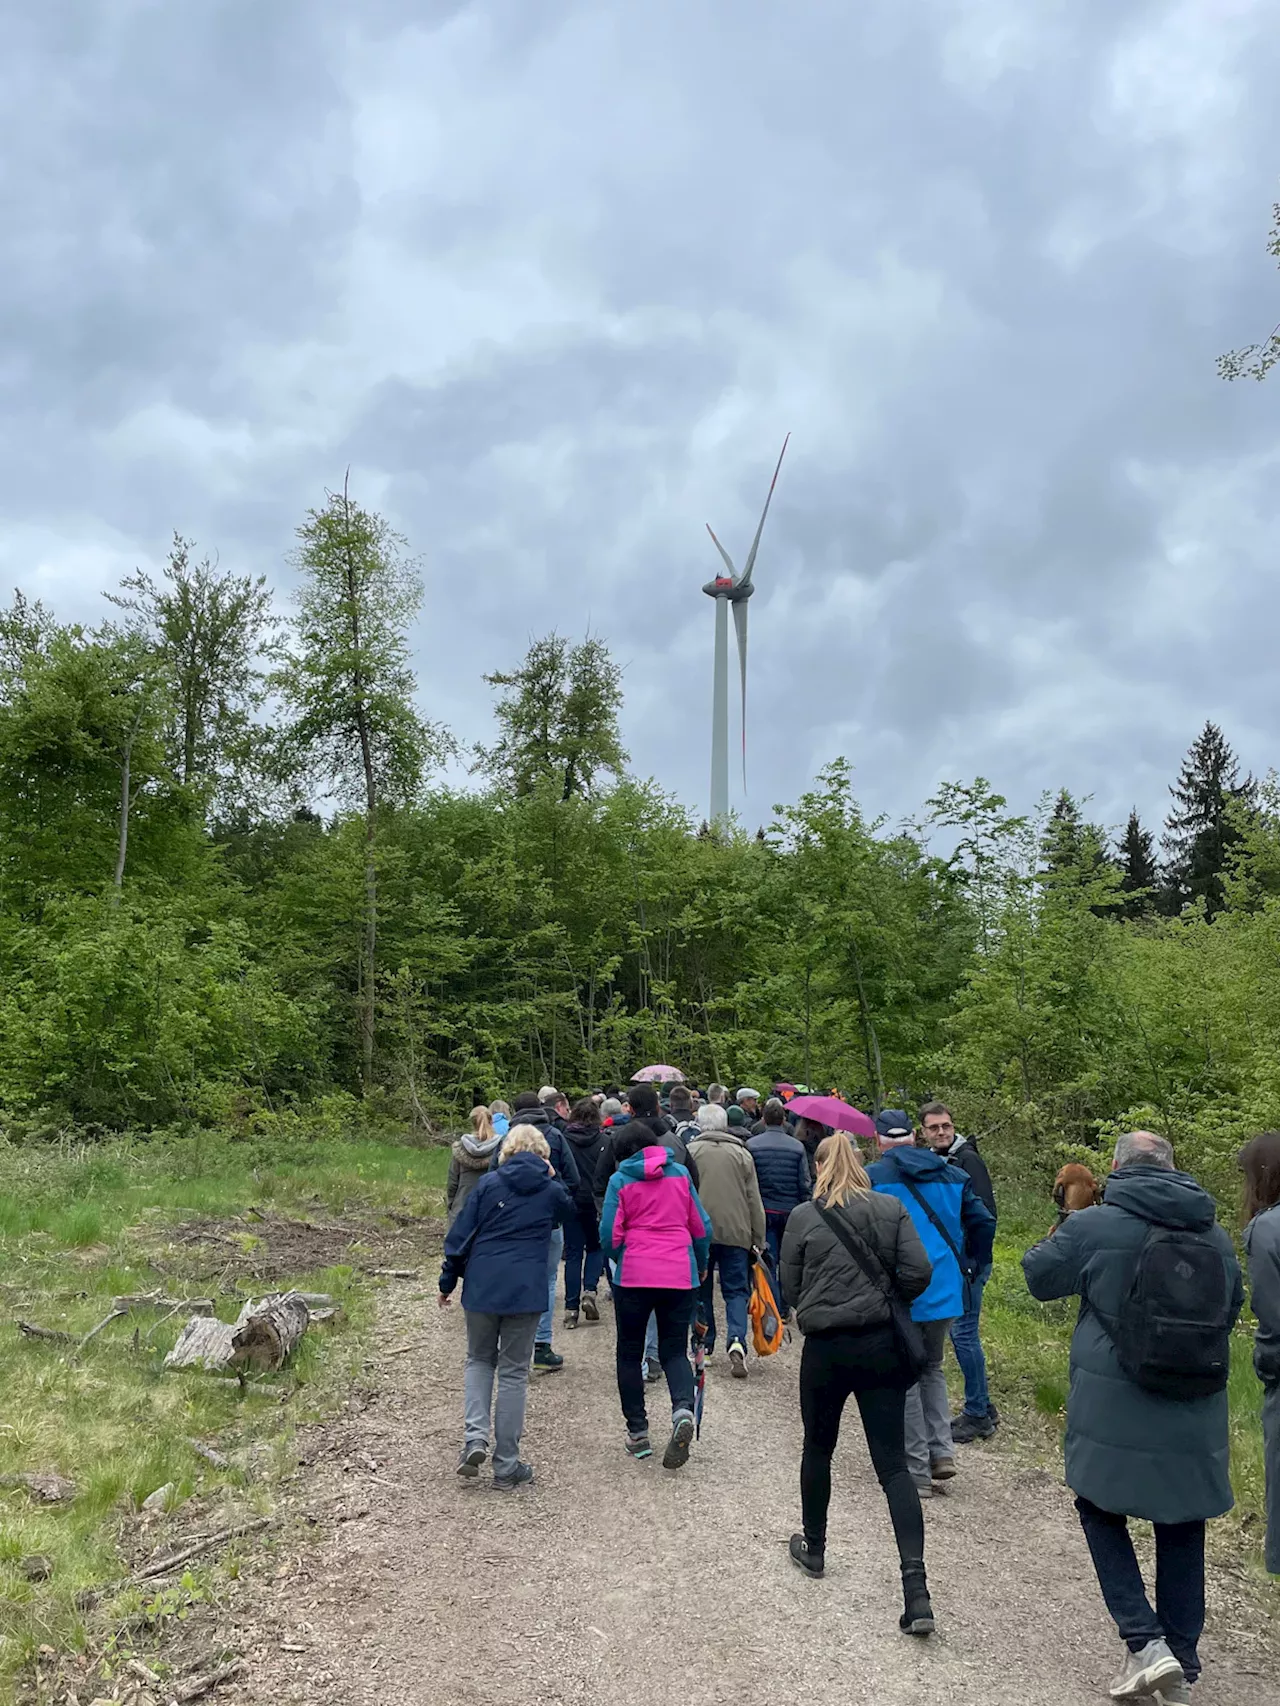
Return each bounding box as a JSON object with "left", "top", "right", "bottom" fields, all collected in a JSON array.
[{"left": 3, "top": 0, "right": 1279, "bottom": 838}]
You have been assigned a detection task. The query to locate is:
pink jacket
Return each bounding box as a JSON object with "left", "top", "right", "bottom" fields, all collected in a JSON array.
[{"left": 600, "top": 1146, "right": 714, "bottom": 1288}]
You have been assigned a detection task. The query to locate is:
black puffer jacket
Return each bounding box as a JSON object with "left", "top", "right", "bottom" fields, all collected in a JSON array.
[
  {"left": 781, "top": 1190, "right": 931, "bottom": 1336},
  {"left": 593, "top": 1115, "right": 700, "bottom": 1214}
]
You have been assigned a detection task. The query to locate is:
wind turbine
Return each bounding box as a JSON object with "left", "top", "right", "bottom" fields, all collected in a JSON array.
[{"left": 703, "top": 434, "right": 790, "bottom": 826}]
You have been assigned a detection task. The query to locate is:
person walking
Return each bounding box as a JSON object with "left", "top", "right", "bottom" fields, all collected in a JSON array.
[
  {"left": 446, "top": 1106, "right": 505, "bottom": 1226},
  {"left": 780, "top": 1137, "right": 935, "bottom": 1629},
  {"left": 600, "top": 1126, "right": 713, "bottom": 1467},
  {"left": 688, "top": 1103, "right": 766, "bottom": 1378},
  {"left": 439, "top": 1125, "right": 572, "bottom": 1490},
  {"left": 869, "top": 1110, "right": 995, "bottom": 1497},
  {"left": 490, "top": 1090, "right": 581, "bottom": 1372},
  {"left": 561, "top": 1097, "right": 608, "bottom": 1327},
  {"left": 1024, "top": 1131, "right": 1242, "bottom": 1702},
  {"left": 748, "top": 1098, "right": 812, "bottom": 1318},
  {"left": 1241, "top": 1131, "right": 1280, "bottom": 1578},
  {"left": 917, "top": 1100, "right": 1001, "bottom": 1442}
]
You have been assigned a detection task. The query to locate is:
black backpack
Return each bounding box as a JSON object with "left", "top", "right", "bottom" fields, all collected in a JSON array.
[{"left": 1102, "top": 1224, "right": 1233, "bottom": 1399}]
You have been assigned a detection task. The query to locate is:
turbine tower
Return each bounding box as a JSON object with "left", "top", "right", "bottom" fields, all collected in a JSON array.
[{"left": 703, "top": 434, "right": 790, "bottom": 826}]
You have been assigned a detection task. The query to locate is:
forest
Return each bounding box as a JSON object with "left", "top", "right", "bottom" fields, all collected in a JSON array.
[{"left": 0, "top": 486, "right": 1276, "bottom": 1206}]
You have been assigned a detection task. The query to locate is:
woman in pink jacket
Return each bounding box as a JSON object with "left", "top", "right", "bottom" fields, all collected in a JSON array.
[{"left": 600, "top": 1129, "right": 714, "bottom": 1469}]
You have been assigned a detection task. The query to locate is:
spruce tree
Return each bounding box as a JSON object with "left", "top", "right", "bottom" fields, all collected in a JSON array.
[
  {"left": 1118, "top": 808, "right": 1158, "bottom": 919},
  {"left": 1162, "top": 721, "right": 1255, "bottom": 917}
]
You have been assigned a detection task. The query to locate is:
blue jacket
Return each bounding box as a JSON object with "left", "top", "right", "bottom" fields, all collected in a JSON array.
[
  {"left": 746, "top": 1128, "right": 812, "bottom": 1214},
  {"left": 439, "top": 1151, "right": 572, "bottom": 1314},
  {"left": 868, "top": 1145, "right": 996, "bottom": 1321}
]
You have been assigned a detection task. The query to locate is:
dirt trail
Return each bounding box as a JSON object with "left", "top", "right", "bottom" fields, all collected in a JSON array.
[{"left": 242, "top": 1279, "right": 1280, "bottom": 1706}]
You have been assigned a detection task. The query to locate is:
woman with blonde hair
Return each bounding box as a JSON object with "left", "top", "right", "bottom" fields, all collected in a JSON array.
[
  {"left": 438, "top": 1124, "right": 571, "bottom": 1490},
  {"left": 446, "top": 1106, "right": 504, "bottom": 1225},
  {"left": 780, "top": 1135, "right": 936, "bottom": 1634}
]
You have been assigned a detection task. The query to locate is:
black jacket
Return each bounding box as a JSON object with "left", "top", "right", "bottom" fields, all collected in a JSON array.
[
  {"left": 780, "top": 1192, "right": 931, "bottom": 1336},
  {"left": 487, "top": 1106, "right": 581, "bottom": 1197},
  {"left": 593, "top": 1114, "right": 700, "bottom": 1213},
  {"left": 562, "top": 1120, "right": 607, "bottom": 1215},
  {"left": 942, "top": 1136, "right": 996, "bottom": 1221}
]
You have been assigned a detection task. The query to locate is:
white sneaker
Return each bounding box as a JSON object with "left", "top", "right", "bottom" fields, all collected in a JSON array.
[
  {"left": 728, "top": 1341, "right": 748, "bottom": 1379},
  {"left": 1151, "top": 1682, "right": 1190, "bottom": 1706},
  {"left": 1110, "top": 1641, "right": 1184, "bottom": 1700}
]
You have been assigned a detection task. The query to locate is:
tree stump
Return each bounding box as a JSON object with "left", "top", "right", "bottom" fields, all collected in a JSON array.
[{"left": 164, "top": 1292, "right": 315, "bottom": 1373}]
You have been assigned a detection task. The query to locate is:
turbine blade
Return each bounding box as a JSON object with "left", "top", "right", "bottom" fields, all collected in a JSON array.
[
  {"left": 705, "top": 523, "right": 736, "bottom": 580},
  {"left": 738, "top": 432, "right": 790, "bottom": 589},
  {"left": 733, "top": 597, "right": 749, "bottom": 790}
]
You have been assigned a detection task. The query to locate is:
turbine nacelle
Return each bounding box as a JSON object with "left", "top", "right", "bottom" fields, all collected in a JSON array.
[{"left": 701, "top": 577, "right": 755, "bottom": 601}]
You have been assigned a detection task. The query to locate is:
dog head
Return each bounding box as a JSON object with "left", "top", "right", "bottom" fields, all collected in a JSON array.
[{"left": 1052, "top": 1163, "right": 1102, "bottom": 1216}]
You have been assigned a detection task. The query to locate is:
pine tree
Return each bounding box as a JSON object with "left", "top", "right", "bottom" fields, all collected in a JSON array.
[
  {"left": 1118, "top": 808, "right": 1158, "bottom": 919},
  {"left": 1040, "top": 789, "right": 1112, "bottom": 895},
  {"left": 1162, "top": 721, "right": 1255, "bottom": 917}
]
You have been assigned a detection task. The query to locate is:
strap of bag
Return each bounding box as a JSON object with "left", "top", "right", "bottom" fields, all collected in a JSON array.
[
  {"left": 902, "top": 1178, "right": 969, "bottom": 1274},
  {"left": 815, "top": 1203, "right": 897, "bottom": 1301}
]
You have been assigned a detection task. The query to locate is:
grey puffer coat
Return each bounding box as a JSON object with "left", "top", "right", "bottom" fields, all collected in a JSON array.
[
  {"left": 1023, "top": 1164, "right": 1243, "bottom": 1525},
  {"left": 780, "top": 1190, "right": 932, "bottom": 1336}
]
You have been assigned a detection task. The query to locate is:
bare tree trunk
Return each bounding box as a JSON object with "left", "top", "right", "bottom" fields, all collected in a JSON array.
[
  {"left": 849, "top": 935, "right": 884, "bottom": 1109},
  {"left": 340, "top": 474, "right": 379, "bottom": 1091}
]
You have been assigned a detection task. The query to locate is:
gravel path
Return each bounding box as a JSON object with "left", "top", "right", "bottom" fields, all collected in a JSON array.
[{"left": 243, "top": 1279, "right": 1280, "bottom": 1706}]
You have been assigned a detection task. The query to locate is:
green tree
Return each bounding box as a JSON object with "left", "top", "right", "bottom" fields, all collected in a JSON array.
[
  {"left": 277, "top": 482, "right": 450, "bottom": 1088},
  {"left": 1219, "top": 200, "right": 1280, "bottom": 382},
  {"left": 478, "top": 632, "right": 628, "bottom": 799},
  {"left": 1118, "top": 808, "right": 1159, "bottom": 919},
  {"left": 1163, "top": 722, "right": 1255, "bottom": 918}
]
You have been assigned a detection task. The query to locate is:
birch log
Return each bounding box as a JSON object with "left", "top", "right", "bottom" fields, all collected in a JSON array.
[{"left": 164, "top": 1291, "right": 316, "bottom": 1373}]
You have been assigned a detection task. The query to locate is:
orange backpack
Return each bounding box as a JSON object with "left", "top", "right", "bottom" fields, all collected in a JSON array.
[{"left": 748, "top": 1257, "right": 784, "bottom": 1356}]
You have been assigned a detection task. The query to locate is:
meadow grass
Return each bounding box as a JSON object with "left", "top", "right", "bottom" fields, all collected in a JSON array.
[{"left": 0, "top": 1133, "right": 450, "bottom": 1699}]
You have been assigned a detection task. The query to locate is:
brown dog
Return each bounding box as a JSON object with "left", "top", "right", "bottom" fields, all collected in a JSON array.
[{"left": 1050, "top": 1163, "right": 1102, "bottom": 1233}]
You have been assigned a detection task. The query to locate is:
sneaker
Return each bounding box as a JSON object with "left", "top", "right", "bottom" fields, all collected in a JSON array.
[
  {"left": 625, "top": 1432, "right": 653, "bottom": 1459},
  {"left": 728, "top": 1341, "right": 748, "bottom": 1379},
  {"left": 564, "top": 1309, "right": 580, "bottom": 1329},
  {"left": 987, "top": 1402, "right": 1001, "bottom": 1426},
  {"left": 581, "top": 1290, "right": 600, "bottom": 1322},
  {"left": 492, "top": 1462, "right": 535, "bottom": 1491},
  {"left": 912, "top": 1479, "right": 934, "bottom": 1500},
  {"left": 642, "top": 1357, "right": 661, "bottom": 1384},
  {"left": 663, "top": 1411, "right": 695, "bottom": 1470},
  {"left": 1151, "top": 1684, "right": 1190, "bottom": 1706},
  {"left": 951, "top": 1411, "right": 996, "bottom": 1443},
  {"left": 533, "top": 1343, "right": 564, "bottom": 1372},
  {"left": 789, "top": 1534, "right": 824, "bottom": 1577},
  {"left": 930, "top": 1456, "right": 958, "bottom": 1481},
  {"left": 456, "top": 1443, "right": 487, "bottom": 1478},
  {"left": 1109, "top": 1641, "right": 1184, "bottom": 1700}
]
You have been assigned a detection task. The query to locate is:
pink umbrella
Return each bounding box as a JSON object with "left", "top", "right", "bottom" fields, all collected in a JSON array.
[
  {"left": 631, "top": 1064, "right": 685, "bottom": 1083},
  {"left": 787, "top": 1095, "right": 877, "bottom": 1140}
]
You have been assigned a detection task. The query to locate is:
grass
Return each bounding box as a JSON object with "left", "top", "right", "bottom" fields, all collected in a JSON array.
[{"left": 0, "top": 1132, "right": 449, "bottom": 1701}]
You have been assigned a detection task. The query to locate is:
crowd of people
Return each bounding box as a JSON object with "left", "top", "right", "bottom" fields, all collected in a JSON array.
[{"left": 438, "top": 1077, "right": 1280, "bottom": 1702}]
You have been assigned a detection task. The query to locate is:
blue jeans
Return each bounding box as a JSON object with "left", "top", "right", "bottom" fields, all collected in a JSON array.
[
  {"left": 563, "top": 1209, "right": 604, "bottom": 1311},
  {"left": 537, "top": 1226, "right": 564, "bottom": 1345},
  {"left": 765, "top": 1212, "right": 792, "bottom": 1314},
  {"left": 698, "top": 1244, "right": 750, "bottom": 1351},
  {"left": 949, "top": 1262, "right": 992, "bottom": 1417},
  {"left": 1076, "top": 1497, "right": 1205, "bottom": 1684}
]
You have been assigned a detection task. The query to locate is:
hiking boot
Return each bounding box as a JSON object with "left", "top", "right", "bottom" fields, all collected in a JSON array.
[
  {"left": 582, "top": 1290, "right": 600, "bottom": 1322},
  {"left": 987, "top": 1402, "right": 1001, "bottom": 1426},
  {"left": 1109, "top": 1641, "right": 1184, "bottom": 1700},
  {"left": 663, "top": 1411, "right": 695, "bottom": 1470},
  {"left": 533, "top": 1343, "right": 564, "bottom": 1372},
  {"left": 456, "top": 1443, "right": 487, "bottom": 1478},
  {"left": 951, "top": 1410, "right": 996, "bottom": 1443},
  {"left": 564, "top": 1309, "right": 580, "bottom": 1329},
  {"left": 728, "top": 1341, "right": 748, "bottom": 1379},
  {"left": 492, "top": 1462, "right": 535, "bottom": 1491},
  {"left": 625, "top": 1431, "right": 652, "bottom": 1460},
  {"left": 900, "top": 1565, "right": 935, "bottom": 1637},
  {"left": 789, "top": 1534, "right": 824, "bottom": 1577},
  {"left": 930, "top": 1455, "right": 958, "bottom": 1481},
  {"left": 642, "top": 1357, "right": 661, "bottom": 1384},
  {"left": 1151, "top": 1683, "right": 1190, "bottom": 1706}
]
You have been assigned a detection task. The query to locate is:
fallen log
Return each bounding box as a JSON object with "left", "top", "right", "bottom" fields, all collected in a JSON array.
[
  {"left": 164, "top": 1291, "right": 313, "bottom": 1374},
  {"left": 77, "top": 1292, "right": 216, "bottom": 1353},
  {"left": 16, "top": 1320, "right": 72, "bottom": 1345}
]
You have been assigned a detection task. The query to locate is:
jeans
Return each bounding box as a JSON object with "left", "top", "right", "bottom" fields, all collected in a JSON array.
[
  {"left": 904, "top": 1317, "right": 955, "bottom": 1483},
  {"left": 1265, "top": 1382, "right": 1280, "bottom": 1574},
  {"left": 698, "top": 1244, "right": 751, "bottom": 1351},
  {"left": 1075, "top": 1497, "right": 1205, "bottom": 1684},
  {"left": 950, "top": 1262, "right": 992, "bottom": 1418},
  {"left": 799, "top": 1326, "right": 923, "bottom": 1560},
  {"left": 563, "top": 1207, "right": 604, "bottom": 1311},
  {"left": 614, "top": 1286, "right": 695, "bottom": 1433},
  {"left": 764, "top": 1212, "right": 793, "bottom": 1314},
  {"left": 537, "top": 1226, "right": 564, "bottom": 1345},
  {"left": 463, "top": 1310, "right": 540, "bottom": 1479}
]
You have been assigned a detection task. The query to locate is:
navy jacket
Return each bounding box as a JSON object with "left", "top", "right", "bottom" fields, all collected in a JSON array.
[
  {"left": 486, "top": 1106, "right": 581, "bottom": 1197},
  {"left": 439, "top": 1151, "right": 572, "bottom": 1314},
  {"left": 747, "top": 1128, "right": 812, "bottom": 1214},
  {"left": 1024, "top": 1165, "right": 1242, "bottom": 1525},
  {"left": 868, "top": 1145, "right": 996, "bottom": 1321}
]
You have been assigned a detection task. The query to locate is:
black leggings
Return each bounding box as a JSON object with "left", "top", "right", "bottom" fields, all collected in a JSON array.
[{"left": 799, "top": 1326, "right": 924, "bottom": 1564}]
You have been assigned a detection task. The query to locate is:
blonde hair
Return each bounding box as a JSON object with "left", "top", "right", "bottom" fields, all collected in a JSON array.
[
  {"left": 470, "top": 1105, "right": 495, "bottom": 1144},
  {"left": 489, "top": 1099, "right": 511, "bottom": 1117},
  {"left": 814, "top": 1135, "right": 872, "bottom": 1208},
  {"left": 499, "top": 1125, "right": 551, "bottom": 1164}
]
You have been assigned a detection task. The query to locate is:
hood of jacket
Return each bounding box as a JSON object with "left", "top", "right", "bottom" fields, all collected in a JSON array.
[
  {"left": 497, "top": 1150, "right": 553, "bottom": 1195},
  {"left": 616, "top": 1144, "right": 677, "bottom": 1183},
  {"left": 510, "top": 1104, "right": 551, "bottom": 1133},
  {"left": 1102, "top": 1164, "right": 1218, "bottom": 1232},
  {"left": 458, "top": 1130, "right": 503, "bottom": 1162},
  {"left": 563, "top": 1119, "right": 602, "bottom": 1149},
  {"left": 945, "top": 1134, "right": 972, "bottom": 1158},
  {"left": 872, "top": 1144, "right": 953, "bottom": 1184}
]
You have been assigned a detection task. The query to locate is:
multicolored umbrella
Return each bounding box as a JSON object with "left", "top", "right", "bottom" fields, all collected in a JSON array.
[
  {"left": 631, "top": 1064, "right": 685, "bottom": 1083},
  {"left": 786, "top": 1094, "right": 877, "bottom": 1140}
]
